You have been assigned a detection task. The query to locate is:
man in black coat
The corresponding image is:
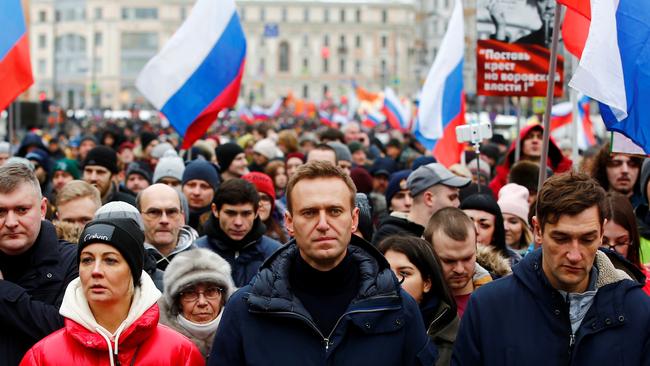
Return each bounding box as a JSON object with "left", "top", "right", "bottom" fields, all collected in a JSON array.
[
  {"left": 210, "top": 161, "right": 436, "bottom": 365},
  {"left": 82, "top": 146, "right": 136, "bottom": 206},
  {"left": 0, "top": 163, "right": 78, "bottom": 365}
]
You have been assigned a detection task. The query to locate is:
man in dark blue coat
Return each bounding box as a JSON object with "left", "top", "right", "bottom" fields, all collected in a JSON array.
[
  {"left": 453, "top": 171, "right": 650, "bottom": 365},
  {"left": 196, "top": 178, "right": 281, "bottom": 287},
  {"left": 209, "top": 161, "right": 436, "bottom": 365},
  {"left": 0, "top": 163, "right": 78, "bottom": 366}
]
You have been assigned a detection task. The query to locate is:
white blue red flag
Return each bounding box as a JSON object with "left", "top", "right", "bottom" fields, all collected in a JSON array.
[
  {"left": 414, "top": 0, "right": 465, "bottom": 167},
  {"left": 549, "top": 96, "right": 596, "bottom": 151},
  {"left": 0, "top": 0, "right": 33, "bottom": 112},
  {"left": 563, "top": 0, "right": 650, "bottom": 153},
  {"left": 136, "top": 0, "right": 246, "bottom": 149},
  {"left": 382, "top": 87, "right": 409, "bottom": 131}
]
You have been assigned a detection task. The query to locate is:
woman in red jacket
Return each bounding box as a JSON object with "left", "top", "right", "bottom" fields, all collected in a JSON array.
[{"left": 20, "top": 218, "right": 204, "bottom": 366}]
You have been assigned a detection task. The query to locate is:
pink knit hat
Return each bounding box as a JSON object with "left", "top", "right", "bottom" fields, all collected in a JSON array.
[{"left": 497, "top": 183, "right": 529, "bottom": 222}]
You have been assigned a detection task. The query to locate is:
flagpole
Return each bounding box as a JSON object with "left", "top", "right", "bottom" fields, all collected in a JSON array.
[
  {"left": 8, "top": 102, "right": 14, "bottom": 147},
  {"left": 514, "top": 97, "right": 521, "bottom": 162},
  {"left": 569, "top": 70, "right": 580, "bottom": 164},
  {"left": 537, "top": 4, "right": 563, "bottom": 190}
]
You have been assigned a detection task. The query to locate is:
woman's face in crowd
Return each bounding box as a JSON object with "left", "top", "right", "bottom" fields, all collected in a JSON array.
[
  {"left": 602, "top": 220, "right": 630, "bottom": 258},
  {"left": 384, "top": 250, "right": 431, "bottom": 303},
  {"left": 503, "top": 213, "right": 524, "bottom": 247},
  {"left": 257, "top": 193, "right": 273, "bottom": 221},
  {"left": 79, "top": 243, "right": 133, "bottom": 308},
  {"left": 179, "top": 282, "right": 223, "bottom": 323},
  {"left": 286, "top": 157, "right": 303, "bottom": 178},
  {"left": 274, "top": 167, "right": 288, "bottom": 190},
  {"left": 463, "top": 209, "right": 496, "bottom": 247}
]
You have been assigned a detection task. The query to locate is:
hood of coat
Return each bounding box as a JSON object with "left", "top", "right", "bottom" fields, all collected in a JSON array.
[
  {"left": 503, "top": 124, "right": 570, "bottom": 170},
  {"left": 59, "top": 271, "right": 161, "bottom": 351},
  {"left": 476, "top": 245, "right": 512, "bottom": 279},
  {"left": 246, "top": 235, "right": 401, "bottom": 318}
]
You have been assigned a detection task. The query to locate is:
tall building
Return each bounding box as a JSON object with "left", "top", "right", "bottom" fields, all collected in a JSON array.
[
  {"left": 415, "top": 0, "right": 477, "bottom": 96},
  {"left": 29, "top": 0, "right": 418, "bottom": 110}
]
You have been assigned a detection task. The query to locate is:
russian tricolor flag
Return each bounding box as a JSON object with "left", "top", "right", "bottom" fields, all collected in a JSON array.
[
  {"left": 0, "top": 0, "right": 34, "bottom": 112},
  {"left": 136, "top": 0, "right": 246, "bottom": 149},
  {"left": 561, "top": 0, "right": 650, "bottom": 153},
  {"left": 549, "top": 96, "right": 595, "bottom": 150},
  {"left": 382, "top": 87, "right": 409, "bottom": 131},
  {"left": 413, "top": 0, "right": 465, "bottom": 167}
]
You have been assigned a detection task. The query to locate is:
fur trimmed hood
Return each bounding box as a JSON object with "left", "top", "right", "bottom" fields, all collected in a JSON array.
[
  {"left": 476, "top": 245, "right": 512, "bottom": 279},
  {"left": 159, "top": 248, "right": 235, "bottom": 318}
]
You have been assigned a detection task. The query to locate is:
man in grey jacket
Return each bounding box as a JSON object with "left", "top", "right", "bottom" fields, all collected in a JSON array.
[{"left": 137, "top": 184, "right": 196, "bottom": 270}]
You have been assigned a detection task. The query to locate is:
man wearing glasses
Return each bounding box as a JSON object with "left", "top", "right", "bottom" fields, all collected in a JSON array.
[{"left": 137, "top": 183, "right": 196, "bottom": 270}]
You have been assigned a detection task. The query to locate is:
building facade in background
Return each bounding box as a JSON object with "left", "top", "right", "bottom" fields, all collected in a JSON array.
[{"left": 29, "top": 0, "right": 420, "bottom": 110}]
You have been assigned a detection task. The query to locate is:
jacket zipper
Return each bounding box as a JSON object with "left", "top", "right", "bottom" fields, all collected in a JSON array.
[
  {"left": 426, "top": 306, "right": 449, "bottom": 334},
  {"left": 253, "top": 305, "right": 401, "bottom": 353}
]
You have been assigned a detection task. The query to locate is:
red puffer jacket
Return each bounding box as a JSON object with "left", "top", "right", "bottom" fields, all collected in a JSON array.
[{"left": 20, "top": 304, "right": 204, "bottom": 366}]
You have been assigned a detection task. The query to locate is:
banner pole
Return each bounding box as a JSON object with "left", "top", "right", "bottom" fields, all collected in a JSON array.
[
  {"left": 537, "top": 4, "right": 563, "bottom": 190},
  {"left": 514, "top": 97, "right": 521, "bottom": 162}
]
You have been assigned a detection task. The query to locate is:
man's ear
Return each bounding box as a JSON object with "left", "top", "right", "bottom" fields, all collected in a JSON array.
[
  {"left": 423, "top": 190, "right": 434, "bottom": 207},
  {"left": 40, "top": 197, "right": 48, "bottom": 220},
  {"left": 285, "top": 211, "right": 294, "bottom": 236},
  {"left": 351, "top": 207, "right": 359, "bottom": 233},
  {"left": 532, "top": 216, "right": 543, "bottom": 246},
  {"left": 211, "top": 203, "right": 219, "bottom": 218}
]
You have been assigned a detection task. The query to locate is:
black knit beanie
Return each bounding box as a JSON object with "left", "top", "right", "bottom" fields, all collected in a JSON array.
[
  {"left": 215, "top": 143, "right": 244, "bottom": 172},
  {"left": 83, "top": 146, "right": 119, "bottom": 174},
  {"left": 182, "top": 159, "right": 221, "bottom": 190},
  {"left": 140, "top": 132, "right": 157, "bottom": 150},
  {"left": 460, "top": 193, "right": 507, "bottom": 255},
  {"left": 78, "top": 218, "right": 145, "bottom": 286}
]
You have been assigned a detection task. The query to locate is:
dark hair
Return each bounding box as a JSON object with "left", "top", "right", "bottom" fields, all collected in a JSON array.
[
  {"left": 605, "top": 192, "right": 642, "bottom": 269},
  {"left": 536, "top": 171, "right": 608, "bottom": 232},
  {"left": 285, "top": 160, "right": 356, "bottom": 214},
  {"left": 213, "top": 178, "right": 259, "bottom": 212},
  {"left": 591, "top": 142, "right": 642, "bottom": 192},
  {"left": 424, "top": 207, "right": 475, "bottom": 243},
  {"left": 460, "top": 193, "right": 508, "bottom": 258},
  {"left": 378, "top": 235, "right": 457, "bottom": 324}
]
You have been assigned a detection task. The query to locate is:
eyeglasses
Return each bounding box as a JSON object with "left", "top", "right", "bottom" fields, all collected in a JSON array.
[
  {"left": 142, "top": 208, "right": 181, "bottom": 219},
  {"left": 601, "top": 239, "right": 631, "bottom": 251},
  {"left": 179, "top": 286, "right": 224, "bottom": 302}
]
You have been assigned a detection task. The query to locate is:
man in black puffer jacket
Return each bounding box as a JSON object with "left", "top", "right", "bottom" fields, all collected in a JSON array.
[
  {"left": 0, "top": 164, "right": 78, "bottom": 366},
  {"left": 209, "top": 161, "right": 436, "bottom": 365}
]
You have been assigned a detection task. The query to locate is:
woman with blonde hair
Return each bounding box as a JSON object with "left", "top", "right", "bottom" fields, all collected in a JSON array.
[
  {"left": 21, "top": 218, "right": 203, "bottom": 365},
  {"left": 497, "top": 183, "right": 533, "bottom": 257}
]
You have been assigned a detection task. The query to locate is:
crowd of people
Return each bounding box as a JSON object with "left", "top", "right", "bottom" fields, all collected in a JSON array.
[{"left": 1, "top": 116, "right": 649, "bottom": 365}]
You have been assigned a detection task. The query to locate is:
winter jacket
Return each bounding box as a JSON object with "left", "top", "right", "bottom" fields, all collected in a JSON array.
[
  {"left": 372, "top": 212, "right": 424, "bottom": 246},
  {"left": 489, "top": 124, "right": 572, "bottom": 197},
  {"left": 159, "top": 248, "right": 236, "bottom": 360},
  {"left": 452, "top": 249, "right": 650, "bottom": 365},
  {"left": 0, "top": 221, "right": 78, "bottom": 366},
  {"left": 196, "top": 215, "right": 281, "bottom": 287},
  {"left": 475, "top": 245, "right": 513, "bottom": 280},
  {"left": 208, "top": 235, "right": 437, "bottom": 365},
  {"left": 145, "top": 226, "right": 197, "bottom": 271},
  {"left": 20, "top": 273, "right": 204, "bottom": 366}
]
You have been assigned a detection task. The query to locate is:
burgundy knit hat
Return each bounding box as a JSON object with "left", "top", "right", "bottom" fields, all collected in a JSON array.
[{"left": 242, "top": 172, "right": 276, "bottom": 208}]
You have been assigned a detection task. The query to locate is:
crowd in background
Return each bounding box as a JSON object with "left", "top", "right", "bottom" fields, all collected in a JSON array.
[{"left": 1, "top": 113, "right": 650, "bottom": 365}]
